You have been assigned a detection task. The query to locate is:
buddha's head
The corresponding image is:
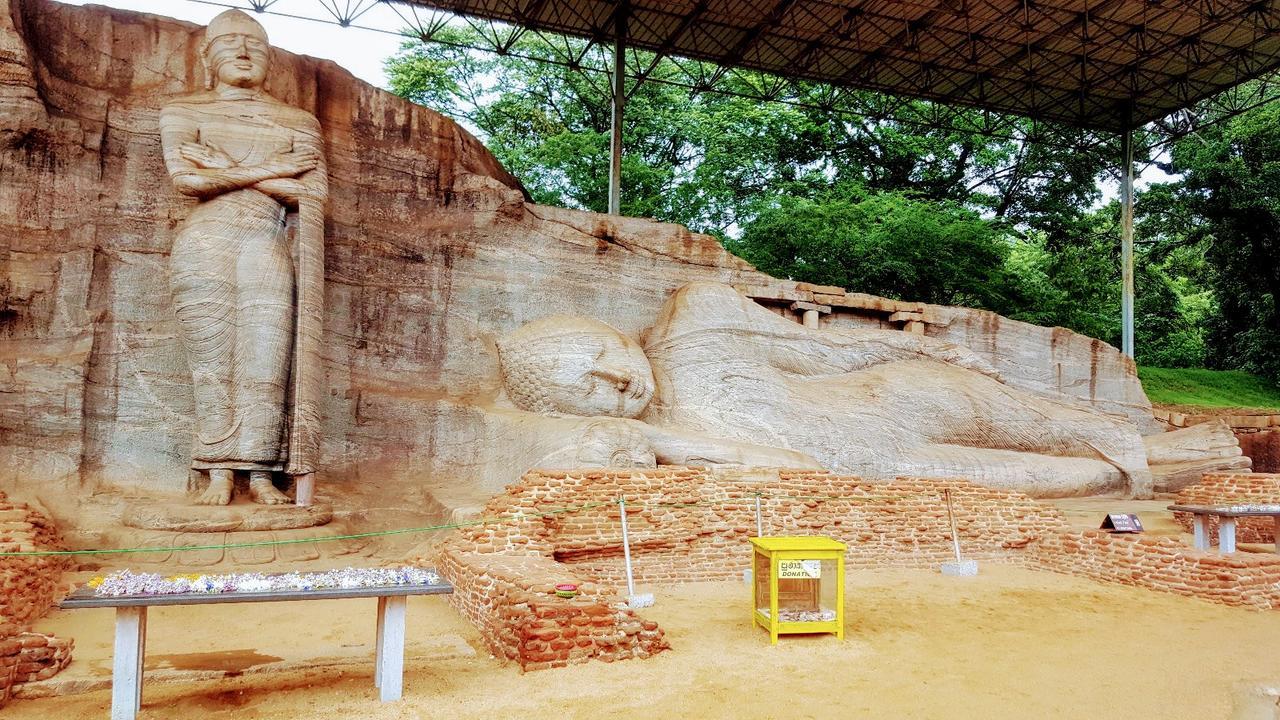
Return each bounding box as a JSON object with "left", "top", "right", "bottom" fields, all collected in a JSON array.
[
  {"left": 202, "top": 9, "right": 270, "bottom": 91},
  {"left": 497, "top": 317, "right": 654, "bottom": 419}
]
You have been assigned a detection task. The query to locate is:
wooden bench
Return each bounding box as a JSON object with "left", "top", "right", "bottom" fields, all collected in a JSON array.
[
  {"left": 1168, "top": 504, "right": 1280, "bottom": 554},
  {"left": 60, "top": 572, "right": 452, "bottom": 720}
]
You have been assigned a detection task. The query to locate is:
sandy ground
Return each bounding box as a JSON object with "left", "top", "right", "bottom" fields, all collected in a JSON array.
[{"left": 10, "top": 562, "right": 1280, "bottom": 720}]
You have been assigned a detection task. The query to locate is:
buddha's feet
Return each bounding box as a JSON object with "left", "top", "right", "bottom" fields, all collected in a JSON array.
[
  {"left": 249, "top": 472, "right": 292, "bottom": 505},
  {"left": 195, "top": 471, "right": 234, "bottom": 505}
]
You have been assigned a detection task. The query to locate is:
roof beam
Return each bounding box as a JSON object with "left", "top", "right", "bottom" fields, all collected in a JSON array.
[
  {"left": 718, "top": 0, "right": 802, "bottom": 68},
  {"left": 634, "top": 0, "right": 712, "bottom": 81},
  {"left": 836, "top": 0, "right": 971, "bottom": 85},
  {"left": 359, "top": 0, "right": 1280, "bottom": 132},
  {"left": 516, "top": 0, "right": 551, "bottom": 25}
]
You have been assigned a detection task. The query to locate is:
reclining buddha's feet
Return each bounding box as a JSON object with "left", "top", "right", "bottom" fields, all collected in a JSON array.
[{"left": 249, "top": 472, "right": 292, "bottom": 505}]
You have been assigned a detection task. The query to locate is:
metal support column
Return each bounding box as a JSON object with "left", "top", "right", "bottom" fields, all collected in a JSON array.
[
  {"left": 607, "top": 9, "right": 626, "bottom": 216},
  {"left": 1120, "top": 126, "right": 1135, "bottom": 358}
]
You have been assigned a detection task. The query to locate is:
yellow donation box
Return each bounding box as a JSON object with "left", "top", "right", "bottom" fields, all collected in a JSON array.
[{"left": 750, "top": 536, "right": 846, "bottom": 644}]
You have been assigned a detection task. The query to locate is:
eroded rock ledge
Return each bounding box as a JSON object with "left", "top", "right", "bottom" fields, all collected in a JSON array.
[{"left": 3, "top": 0, "right": 1154, "bottom": 523}]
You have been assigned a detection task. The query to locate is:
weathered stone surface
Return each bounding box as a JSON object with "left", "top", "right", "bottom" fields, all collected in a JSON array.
[
  {"left": 0, "top": 0, "right": 1197, "bottom": 523},
  {"left": 823, "top": 302, "right": 1160, "bottom": 433},
  {"left": 156, "top": 9, "right": 329, "bottom": 508},
  {"left": 1144, "top": 420, "right": 1251, "bottom": 492},
  {"left": 120, "top": 500, "right": 332, "bottom": 532},
  {"left": 644, "top": 283, "right": 1153, "bottom": 497}
]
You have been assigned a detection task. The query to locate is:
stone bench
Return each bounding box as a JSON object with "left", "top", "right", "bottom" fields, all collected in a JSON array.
[
  {"left": 1169, "top": 504, "right": 1280, "bottom": 554},
  {"left": 60, "top": 571, "right": 452, "bottom": 720}
]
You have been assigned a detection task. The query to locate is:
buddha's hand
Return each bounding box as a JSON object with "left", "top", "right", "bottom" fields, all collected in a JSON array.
[
  {"left": 264, "top": 147, "right": 320, "bottom": 177},
  {"left": 180, "top": 141, "right": 235, "bottom": 169}
]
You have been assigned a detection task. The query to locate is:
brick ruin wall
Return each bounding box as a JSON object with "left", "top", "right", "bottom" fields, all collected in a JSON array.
[
  {"left": 1029, "top": 530, "right": 1280, "bottom": 610},
  {"left": 428, "top": 468, "right": 1067, "bottom": 670},
  {"left": 434, "top": 549, "right": 668, "bottom": 671},
  {"left": 0, "top": 493, "right": 72, "bottom": 705},
  {"left": 1173, "top": 472, "right": 1280, "bottom": 544},
  {"left": 510, "top": 469, "right": 1064, "bottom": 583},
  {"left": 1238, "top": 432, "right": 1280, "bottom": 474},
  {"left": 428, "top": 468, "right": 1280, "bottom": 670}
]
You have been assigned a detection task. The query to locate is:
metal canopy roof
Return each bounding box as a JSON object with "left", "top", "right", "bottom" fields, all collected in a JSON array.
[{"left": 394, "top": 0, "right": 1280, "bottom": 132}]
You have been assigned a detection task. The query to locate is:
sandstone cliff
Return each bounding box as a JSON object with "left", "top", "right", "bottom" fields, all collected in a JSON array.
[{"left": 0, "top": 0, "right": 1156, "bottom": 521}]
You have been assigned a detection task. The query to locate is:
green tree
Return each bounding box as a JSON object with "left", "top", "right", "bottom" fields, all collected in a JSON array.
[
  {"left": 727, "top": 186, "right": 1014, "bottom": 309},
  {"left": 385, "top": 33, "right": 1114, "bottom": 236},
  {"left": 1142, "top": 99, "right": 1280, "bottom": 377},
  {"left": 384, "top": 30, "right": 1225, "bottom": 368}
]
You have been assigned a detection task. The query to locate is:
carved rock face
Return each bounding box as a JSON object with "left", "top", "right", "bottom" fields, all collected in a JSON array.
[
  {"left": 201, "top": 10, "right": 270, "bottom": 90},
  {"left": 206, "top": 32, "right": 269, "bottom": 89},
  {"left": 497, "top": 317, "right": 655, "bottom": 419},
  {"left": 1, "top": 0, "right": 1178, "bottom": 517}
]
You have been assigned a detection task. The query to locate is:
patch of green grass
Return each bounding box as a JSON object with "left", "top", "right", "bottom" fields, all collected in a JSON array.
[{"left": 1137, "top": 367, "right": 1280, "bottom": 411}]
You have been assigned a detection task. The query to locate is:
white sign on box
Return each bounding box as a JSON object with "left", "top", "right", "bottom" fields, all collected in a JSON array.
[{"left": 778, "top": 560, "right": 822, "bottom": 579}]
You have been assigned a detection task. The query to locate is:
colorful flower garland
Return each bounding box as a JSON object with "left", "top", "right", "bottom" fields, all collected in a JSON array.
[{"left": 89, "top": 567, "right": 441, "bottom": 597}]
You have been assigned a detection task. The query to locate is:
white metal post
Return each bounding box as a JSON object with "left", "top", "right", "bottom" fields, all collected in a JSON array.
[
  {"left": 619, "top": 497, "right": 635, "bottom": 597},
  {"left": 1120, "top": 126, "right": 1136, "bottom": 358},
  {"left": 747, "top": 489, "right": 757, "bottom": 535},
  {"left": 945, "top": 489, "right": 962, "bottom": 563},
  {"left": 607, "top": 10, "right": 626, "bottom": 215},
  {"left": 1192, "top": 514, "right": 1209, "bottom": 550},
  {"left": 374, "top": 595, "right": 386, "bottom": 688}
]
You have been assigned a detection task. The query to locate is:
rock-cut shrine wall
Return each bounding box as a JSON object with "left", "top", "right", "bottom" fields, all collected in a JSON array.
[{"left": 0, "top": 0, "right": 1153, "bottom": 519}]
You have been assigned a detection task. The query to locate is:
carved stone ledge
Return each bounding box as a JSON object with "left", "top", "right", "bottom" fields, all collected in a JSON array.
[{"left": 121, "top": 500, "right": 333, "bottom": 532}]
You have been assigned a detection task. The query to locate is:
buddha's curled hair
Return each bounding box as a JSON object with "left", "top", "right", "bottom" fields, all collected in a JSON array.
[{"left": 496, "top": 316, "right": 604, "bottom": 415}]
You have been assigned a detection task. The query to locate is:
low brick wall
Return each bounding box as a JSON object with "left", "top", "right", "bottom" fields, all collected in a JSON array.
[
  {"left": 1173, "top": 473, "right": 1280, "bottom": 544},
  {"left": 0, "top": 494, "right": 73, "bottom": 705},
  {"left": 429, "top": 467, "right": 1280, "bottom": 671},
  {"left": 1031, "top": 530, "right": 1280, "bottom": 610},
  {"left": 436, "top": 549, "right": 667, "bottom": 671},
  {"left": 427, "top": 468, "right": 1064, "bottom": 670},
  {"left": 0, "top": 633, "right": 73, "bottom": 703},
  {"left": 518, "top": 470, "right": 1065, "bottom": 583}
]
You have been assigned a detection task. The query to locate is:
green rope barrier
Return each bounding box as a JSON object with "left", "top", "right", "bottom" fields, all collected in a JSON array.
[{"left": 0, "top": 501, "right": 613, "bottom": 558}]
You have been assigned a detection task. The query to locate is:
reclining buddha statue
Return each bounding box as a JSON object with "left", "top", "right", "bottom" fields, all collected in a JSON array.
[{"left": 490, "top": 282, "right": 1242, "bottom": 498}]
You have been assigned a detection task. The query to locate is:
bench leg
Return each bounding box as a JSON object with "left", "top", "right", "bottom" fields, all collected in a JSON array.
[
  {"left": 1192, "top": 514, "right": 1209, "bottom": 550},
  {"left": 112, "top": 606, "right": 147, "bottom": 720},
  {"left": 1221, "top": 517, "right": 1237, "bottom": 554},
  {"left": 374, "top": 596, "right": 386, "bottom": 688},
  {"left": 376, "top": 596, "right": 406, "bottom": 702}
]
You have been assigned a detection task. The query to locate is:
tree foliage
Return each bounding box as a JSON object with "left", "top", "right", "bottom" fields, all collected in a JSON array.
[
  {"left": 1140, "top": 100, "right": 1280, "bottom": 378},
  {"left": 727, "top": 188, "right": 1013, "bottom": 309},
  {"left": 386, "top": 31, "right": 1113, "bottom": 235}
]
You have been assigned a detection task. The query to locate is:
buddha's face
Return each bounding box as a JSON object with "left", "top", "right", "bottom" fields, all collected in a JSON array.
[
  {"left": 205, "top": 31, "right": 269, "bottom": 89},
  {"left": 498, "top": 317, "right": 655, "bottom": 419}
]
